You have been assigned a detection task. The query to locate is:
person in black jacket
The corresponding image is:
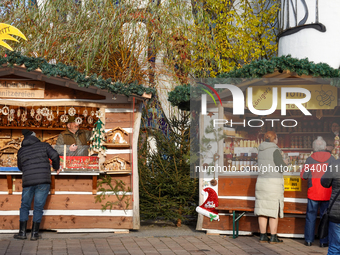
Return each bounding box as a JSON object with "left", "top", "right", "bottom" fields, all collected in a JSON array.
[
  {"left": 14, "top": 129, "right": 60, "bottom": 241},
  {"left": 321, "top": 158, "right": 340, "bottom": 254}
]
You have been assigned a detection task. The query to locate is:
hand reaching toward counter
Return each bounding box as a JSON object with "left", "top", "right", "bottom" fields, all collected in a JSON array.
[{"left": 69, "top": 143, "right": 78, "bottom": 152}]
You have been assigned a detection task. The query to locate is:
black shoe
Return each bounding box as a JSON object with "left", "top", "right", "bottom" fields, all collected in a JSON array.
[
  {"left": 304, "top": 241, "right": 312, "bottom": 246},
  {"left": 30, "top": 222, "right": 41, "bottom": 241},
  {"left": 259, "top": 233, "right": 269, "bottom": 243},
  {"left": 13, "top": 221, "right": 27, "bottom": 240},
  {"left": 320, "top": 243, "right": 328, "bottom": 248},
  {"left": 269, "top": 234, "right": 283, "bottom": 244}
]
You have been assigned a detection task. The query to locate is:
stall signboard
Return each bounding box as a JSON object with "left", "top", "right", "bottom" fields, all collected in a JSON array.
[
  {"left": 0, "top": 80, "right": 45, "bottom": 98},
  {"left": 284, "top": 176, "right": 301, "bottom": 191},
  {"left": 246, "top": 84, "right": 337, "bottom": 110}
]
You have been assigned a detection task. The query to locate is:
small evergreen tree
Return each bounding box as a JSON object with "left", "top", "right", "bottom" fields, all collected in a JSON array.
[
  {"left": 90, "top": 118, "right": 106, "bottom": 157},
  {"left": 139, "top": 107, "right": 198, "bottom": 226}
]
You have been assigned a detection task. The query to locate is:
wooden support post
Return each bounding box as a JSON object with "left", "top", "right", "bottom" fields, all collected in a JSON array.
[
  {"left": 6, "top": 175, "right": 13, "bottom": 195},
  {"left": 50, "top": 175, "right": 55, "bottom": 195},
  {"left": 92, "top": 176, "right": 97, "bottom": 195}
]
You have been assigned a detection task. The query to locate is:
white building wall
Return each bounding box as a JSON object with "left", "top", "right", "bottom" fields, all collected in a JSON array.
[{"left": 278, "top": 0, "right": 340, "bottom": 68}]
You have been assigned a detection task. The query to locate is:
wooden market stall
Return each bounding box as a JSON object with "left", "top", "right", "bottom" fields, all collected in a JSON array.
[
  {"left": 0, "top": 54, "right": 153, "bottom": 232},
  {"left": 196, "top": 68, "right": 340, "bottom": 237}
]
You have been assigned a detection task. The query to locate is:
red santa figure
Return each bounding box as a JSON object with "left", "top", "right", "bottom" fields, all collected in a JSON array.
[{"left": 196, "top": 187, "right": 219, "bottom": 221}]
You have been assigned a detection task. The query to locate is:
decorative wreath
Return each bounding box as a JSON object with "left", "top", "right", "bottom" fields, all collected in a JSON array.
[
  {"left": 68, "top": 107, "right": 76, "bottom": 116},
  {"left": 30, "top": 108, "right": 35, "bottom": 118},
  {"left": 87, "top": 116, "right": 93, "bottom": 124},
  {"left": 41, "top": 107, "right": 49, "bottom": 116},
  {"left": 95, "top": 110, "right": 103, "bottom": 118},
  {"left": 47, "top": 113, "right": 54, "bottom": 121},
  {"left": 21, "top": 113, "right": 27, "bottom": 122},
  {"left": 60, "top": 114, "right": 68, "bottom": 123},
  {"left": 2, "top": 106, "right": 9, "bottom": 115},
  {"left": 8, "top": 114, "right": 14, "bottom": 122},
  {"left": 83, "top": 109, "right": 88, "bottom": 117},
  {"left": 75, "top": 117, "right": 83, "bottom": 125},
  {"left": 35, "top": 114, "right": 42, "bottom": 121}
]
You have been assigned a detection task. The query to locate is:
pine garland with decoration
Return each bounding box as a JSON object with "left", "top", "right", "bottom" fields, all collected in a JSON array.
[
  {"left": 168, "top": 55, "right": 340, "bottom": 110},
  {"left": 0, "top": 51, "right": 156, "bottom": 98},
  {"left": 90, "top": 118, "right": 107, "bottom": 157}
]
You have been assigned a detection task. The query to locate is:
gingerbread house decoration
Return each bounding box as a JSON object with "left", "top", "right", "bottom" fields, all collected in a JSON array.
[
  {"left": 106, "top": 127, "right": 129, "bottom": 144},
  {"left": 102, "top": 156, "right": 131, "bottom": 172}
]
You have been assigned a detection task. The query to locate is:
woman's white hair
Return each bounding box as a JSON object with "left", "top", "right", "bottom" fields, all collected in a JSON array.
[{"left": 313, "top": 136, "right": 326, "bottom": 152}]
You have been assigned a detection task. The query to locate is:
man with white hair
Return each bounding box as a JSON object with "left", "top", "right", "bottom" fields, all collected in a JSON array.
[{"left": 300, "top": 136, "right": 335, "bottom": 247}]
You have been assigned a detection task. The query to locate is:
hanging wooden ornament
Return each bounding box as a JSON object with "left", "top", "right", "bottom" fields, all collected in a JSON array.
[
  {"left": 36, "top": 108, "right": 41, "bottom": 115},
  {"left": 47, "top": 113, "right": 54, "bottom": 121},
  {"left": 17, "top": 108, "right": 21, "bottom": 117},
  {"left": 2, "top": 106, "right": 9, "bottom": 115},
  {"left": 95, "top": 110, "right": 103, "bottom": 118},
  {"left": 91, "top": 110, "right": 95, "bottom": 116},
  {"left": 68, "top": 107, "right": 76, "bottom": 116},
  {"left": 30, "top": 108, "right": 35, "bottom": 118},
  {"left": 60, "top": 114, "right": 68, "bottom": 123},
  {"left": 35, "top": 114, "right": 42, "bottom": 121},
  {"left": 83, "top": 109, "right": 88, "bottom": 117},
  {"left": 87, "top": 116, "right": 93, "bottom": 124},
  {"left": 41, "top": 107, "right": 49, "bottom": 116},
  {"left": 21, "top": 113, "right": 27, "bottom": 122},
  {"left": 8, "top": 113, "right": 14, "bottom": 122},
  {"left": 10, "top": 108, "right": 15, "bottom": 115},
  {"left": 75, "top": 117, "right": 82, "bottom": 125}
]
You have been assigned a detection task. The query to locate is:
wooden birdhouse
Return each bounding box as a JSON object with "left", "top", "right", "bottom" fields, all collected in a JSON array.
[{"left": 102, "top": 156, "right": 131, "bottom": 173}]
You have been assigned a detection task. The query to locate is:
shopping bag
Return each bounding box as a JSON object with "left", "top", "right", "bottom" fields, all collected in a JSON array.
[{"left": 318, "top": 212, "right": 329, "bottom": 240}]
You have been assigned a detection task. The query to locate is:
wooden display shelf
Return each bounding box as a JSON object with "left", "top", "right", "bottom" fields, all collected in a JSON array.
[
  {"left": 281, "top": 148, "right": 312, "bottom": 151},
  {"left": 0, "top": 126, "right": 65, "bottom": 131},
  {"left": 104, "top": 170, "right": 132, "bottom": 175},
  {"left": 103, "top": 143, "right": 130, "bottom": 149},
  {"left": 260, "top": 131, "right": 329, "bottom": 134}
]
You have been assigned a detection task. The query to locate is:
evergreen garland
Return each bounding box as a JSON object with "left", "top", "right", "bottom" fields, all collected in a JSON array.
[
  {"left": 168, "top": 55, "right": 340, "bottom": 110},
  {"left": 167, "top": 83, "right": 191, "bottom": 111},
  {"left": 0, "top": 51, "right": 156, "bottom": 98}
]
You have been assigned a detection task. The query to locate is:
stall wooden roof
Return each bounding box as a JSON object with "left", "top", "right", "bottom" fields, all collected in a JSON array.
[{"left": 0, "top": 51, "right": 154, "bottom": 107}]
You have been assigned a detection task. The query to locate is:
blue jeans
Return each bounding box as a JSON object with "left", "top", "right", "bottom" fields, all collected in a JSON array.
[
  {"left": 328, "top": 221, "right": 340, "bottom": 255},
  {"left": 19, "top": 184, "right": 50, "bottom": 223},
  {"left": 305, "top": 199, "right": 329, "bottom": 244}
]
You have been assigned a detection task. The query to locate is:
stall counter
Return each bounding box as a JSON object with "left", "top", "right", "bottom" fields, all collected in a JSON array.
[{"left": 0, "top": 171, "right": 133, "bottom": 232}]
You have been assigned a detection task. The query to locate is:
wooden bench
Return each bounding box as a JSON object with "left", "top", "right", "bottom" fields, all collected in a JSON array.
[{"left": 216, "top": 206, "right": 306, "bottom": 238}]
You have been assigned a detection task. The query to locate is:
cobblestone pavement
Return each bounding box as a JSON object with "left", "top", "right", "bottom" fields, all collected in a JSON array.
[{"left": 0, "top": 224, "right": 329, "bottom": 255}]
